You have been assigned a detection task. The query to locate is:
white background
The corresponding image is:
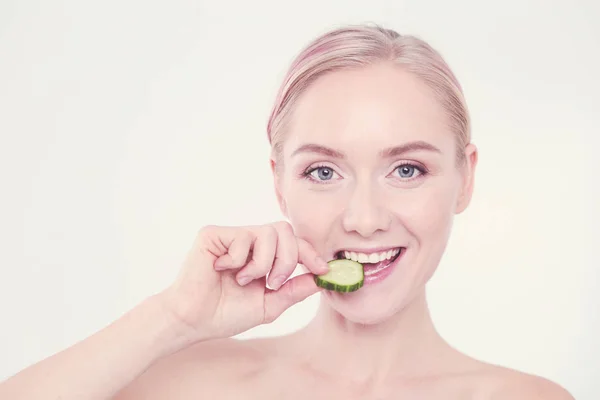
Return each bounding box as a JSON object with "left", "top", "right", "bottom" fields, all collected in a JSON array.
[{"left": 0, "top": 0, "right": 598, "bottom": 398}]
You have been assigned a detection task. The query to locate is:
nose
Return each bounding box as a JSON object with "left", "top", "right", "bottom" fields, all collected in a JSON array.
[{"left": 342, "top": 183, "right": 392, "bottom": 237}]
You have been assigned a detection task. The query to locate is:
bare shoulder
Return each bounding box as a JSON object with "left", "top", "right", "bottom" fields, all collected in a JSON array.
[
  {"left": 114, "top": 337, "right": 267, "bottom": 399},
  {"left": 478, "top": 364, "right": 574, "bottom": 400}
]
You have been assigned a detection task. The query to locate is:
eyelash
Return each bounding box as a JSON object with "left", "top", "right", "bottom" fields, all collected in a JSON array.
[
  {"left": 301, "top": 164, "right": 338, "bottom": 184},
  {"left": 301, "top": 162, "right": 429, "bottom": 184},
  {"left": 392, "top": 162, "right": 429, "bottom": 181}
]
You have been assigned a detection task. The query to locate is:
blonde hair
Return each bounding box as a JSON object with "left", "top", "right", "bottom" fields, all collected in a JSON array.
[{"left": 266, "top": 23, "right": 471, "bottom": 164}]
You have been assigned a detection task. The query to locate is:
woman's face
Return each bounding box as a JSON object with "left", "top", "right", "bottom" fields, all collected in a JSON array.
[{"left": 273, "top": 62, "right": 477, "bottom": 324}]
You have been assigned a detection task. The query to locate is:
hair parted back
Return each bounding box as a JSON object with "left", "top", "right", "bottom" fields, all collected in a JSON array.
[{"left": 266, "top": 23, "right": 471, "bottom": 164}]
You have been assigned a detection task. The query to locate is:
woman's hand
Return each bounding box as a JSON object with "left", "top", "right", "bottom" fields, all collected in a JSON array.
[
  {"left": 159, "top": 221, "right": 330, "bottom": 343},
  {"left": 0, "top": 221, "right": 328, "bottom": 400}
]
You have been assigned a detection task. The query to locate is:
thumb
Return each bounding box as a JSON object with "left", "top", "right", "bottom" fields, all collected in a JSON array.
[{"left": 263, "top": 273, "right": 322, "bottom": 323}]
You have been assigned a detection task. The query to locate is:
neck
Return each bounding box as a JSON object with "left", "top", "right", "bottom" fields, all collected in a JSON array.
[{"left": 295, "top": 290, "right": 455, "bottom": 384}]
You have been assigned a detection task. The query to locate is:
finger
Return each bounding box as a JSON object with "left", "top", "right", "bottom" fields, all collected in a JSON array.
[
  {"left": 267, "top": 222, "right": 299, "bottom": 290},
  {"left": 235, "top": 225, "right": 277, "bottom": 286},
  {"left": 213, "top": 229, "right": 254, "bottom": 271},
  {"left": 263, "top": 273, "right": 323, "bottom": 323},
  {"left": 296, "top": 238, "right": 330, "bottom": 275}
]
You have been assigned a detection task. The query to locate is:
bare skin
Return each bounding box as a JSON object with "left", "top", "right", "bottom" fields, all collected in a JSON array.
[
  {"left": 0, "top": 62, "right": 574, "bottom": 399},
  {"left": 114, "top": 292, "right": 570, "bottom": 400}
]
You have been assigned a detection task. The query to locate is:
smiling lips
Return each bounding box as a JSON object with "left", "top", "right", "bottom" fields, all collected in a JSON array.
[{"left": 336, "top": 247, "right": 404, "bottom": 278}]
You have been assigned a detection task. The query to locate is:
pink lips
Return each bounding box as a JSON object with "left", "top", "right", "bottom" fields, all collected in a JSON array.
[{"left": 362, "top": 248, "right": 404, "bottom": 285}]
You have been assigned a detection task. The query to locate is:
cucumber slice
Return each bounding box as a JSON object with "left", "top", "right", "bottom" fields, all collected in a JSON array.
[{"left": 314, "top": 259, "right": 364, "bottom": 293}]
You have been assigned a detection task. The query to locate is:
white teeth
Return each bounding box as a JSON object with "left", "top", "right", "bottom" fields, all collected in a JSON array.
[
  {"left": 358, "top": 253, "right": 369, "bottom": 263},
  {"left": 340, "top": 248, "right": 401, "bottom": 263}
]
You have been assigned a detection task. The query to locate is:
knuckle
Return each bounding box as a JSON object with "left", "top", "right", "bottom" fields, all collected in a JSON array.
[
  {"left": 261, "top": 225, "right": 278, "bottom": 242},
  {"left": 196, "top": 225, "right": 219, "bottom": 248},
  {"left": 278, "top": 256, "right": 297, "bottom": 271},
  {"left": 198, "top": 224, "right": 217, "bottom": 238},
  {"left": 238, "top": 227, "right": 253, "bottom": 241},
  {"left": 275, "top": 221, "right": 294, "bottom": 235}
]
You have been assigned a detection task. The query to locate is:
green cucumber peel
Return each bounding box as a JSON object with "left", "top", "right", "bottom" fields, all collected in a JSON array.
[{"left": 314, "top": 259, "right": 364, "bottom": 293}]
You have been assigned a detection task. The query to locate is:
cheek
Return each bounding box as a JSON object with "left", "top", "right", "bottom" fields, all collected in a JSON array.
[
  {"left": 387, "top": 182, "right": 458, "bottom": 292},
  {"left": 282, "top": 186, "right": 343, "bottom": 248},
  {"left": 390, "top": 181, "right": 458, "bottom": 243}
]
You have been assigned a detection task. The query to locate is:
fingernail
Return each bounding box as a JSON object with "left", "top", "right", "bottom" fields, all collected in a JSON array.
[
  {"left": 271, "top": 275, "right": 286, "bottom": 289},
  {"left": 237, "top": 276, "right": 252, "bottom": 286}
]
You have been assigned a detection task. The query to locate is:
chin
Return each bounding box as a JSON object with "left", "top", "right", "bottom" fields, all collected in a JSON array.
[
  {"left": 321, "top": 250, "right": 432, "bottom": 325},
  {"left": 322, "top": 284, "right": 411, "bottom": 326}
]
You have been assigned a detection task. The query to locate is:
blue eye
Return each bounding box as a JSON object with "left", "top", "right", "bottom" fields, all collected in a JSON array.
[
  {"left": 310, "top": 166, "right": 335, "bottom": 181},
  {"left": 395, "top": 164, "right": 422, "bottom": 179}
]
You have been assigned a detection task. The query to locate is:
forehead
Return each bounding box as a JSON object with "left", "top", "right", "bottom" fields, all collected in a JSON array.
[{"left": 284, "top": 62, "right": 454, "bottom": 153}]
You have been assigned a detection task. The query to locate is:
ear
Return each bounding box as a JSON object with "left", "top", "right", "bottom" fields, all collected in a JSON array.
[
  {"left": 455, "top": 143, "right": 478, "bottom": 214},
  {"left": 270, "top": 158, "right": 288, "bottom": 217}
]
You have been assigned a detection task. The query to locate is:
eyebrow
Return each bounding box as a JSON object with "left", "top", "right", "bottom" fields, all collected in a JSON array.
[
  {"left": 291, "top": 143, "right": 345, "bottom": 158},
  {"left": 380, "top": 141, "right": 442, "bottom": 158},
  {"left": 291, "top": 140, "right": 442, "bottom": 158}
]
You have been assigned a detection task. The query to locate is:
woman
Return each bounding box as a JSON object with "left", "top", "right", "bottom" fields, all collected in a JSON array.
[{"left": 1, "top": 24, "right": 573, "bottom": 399}]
